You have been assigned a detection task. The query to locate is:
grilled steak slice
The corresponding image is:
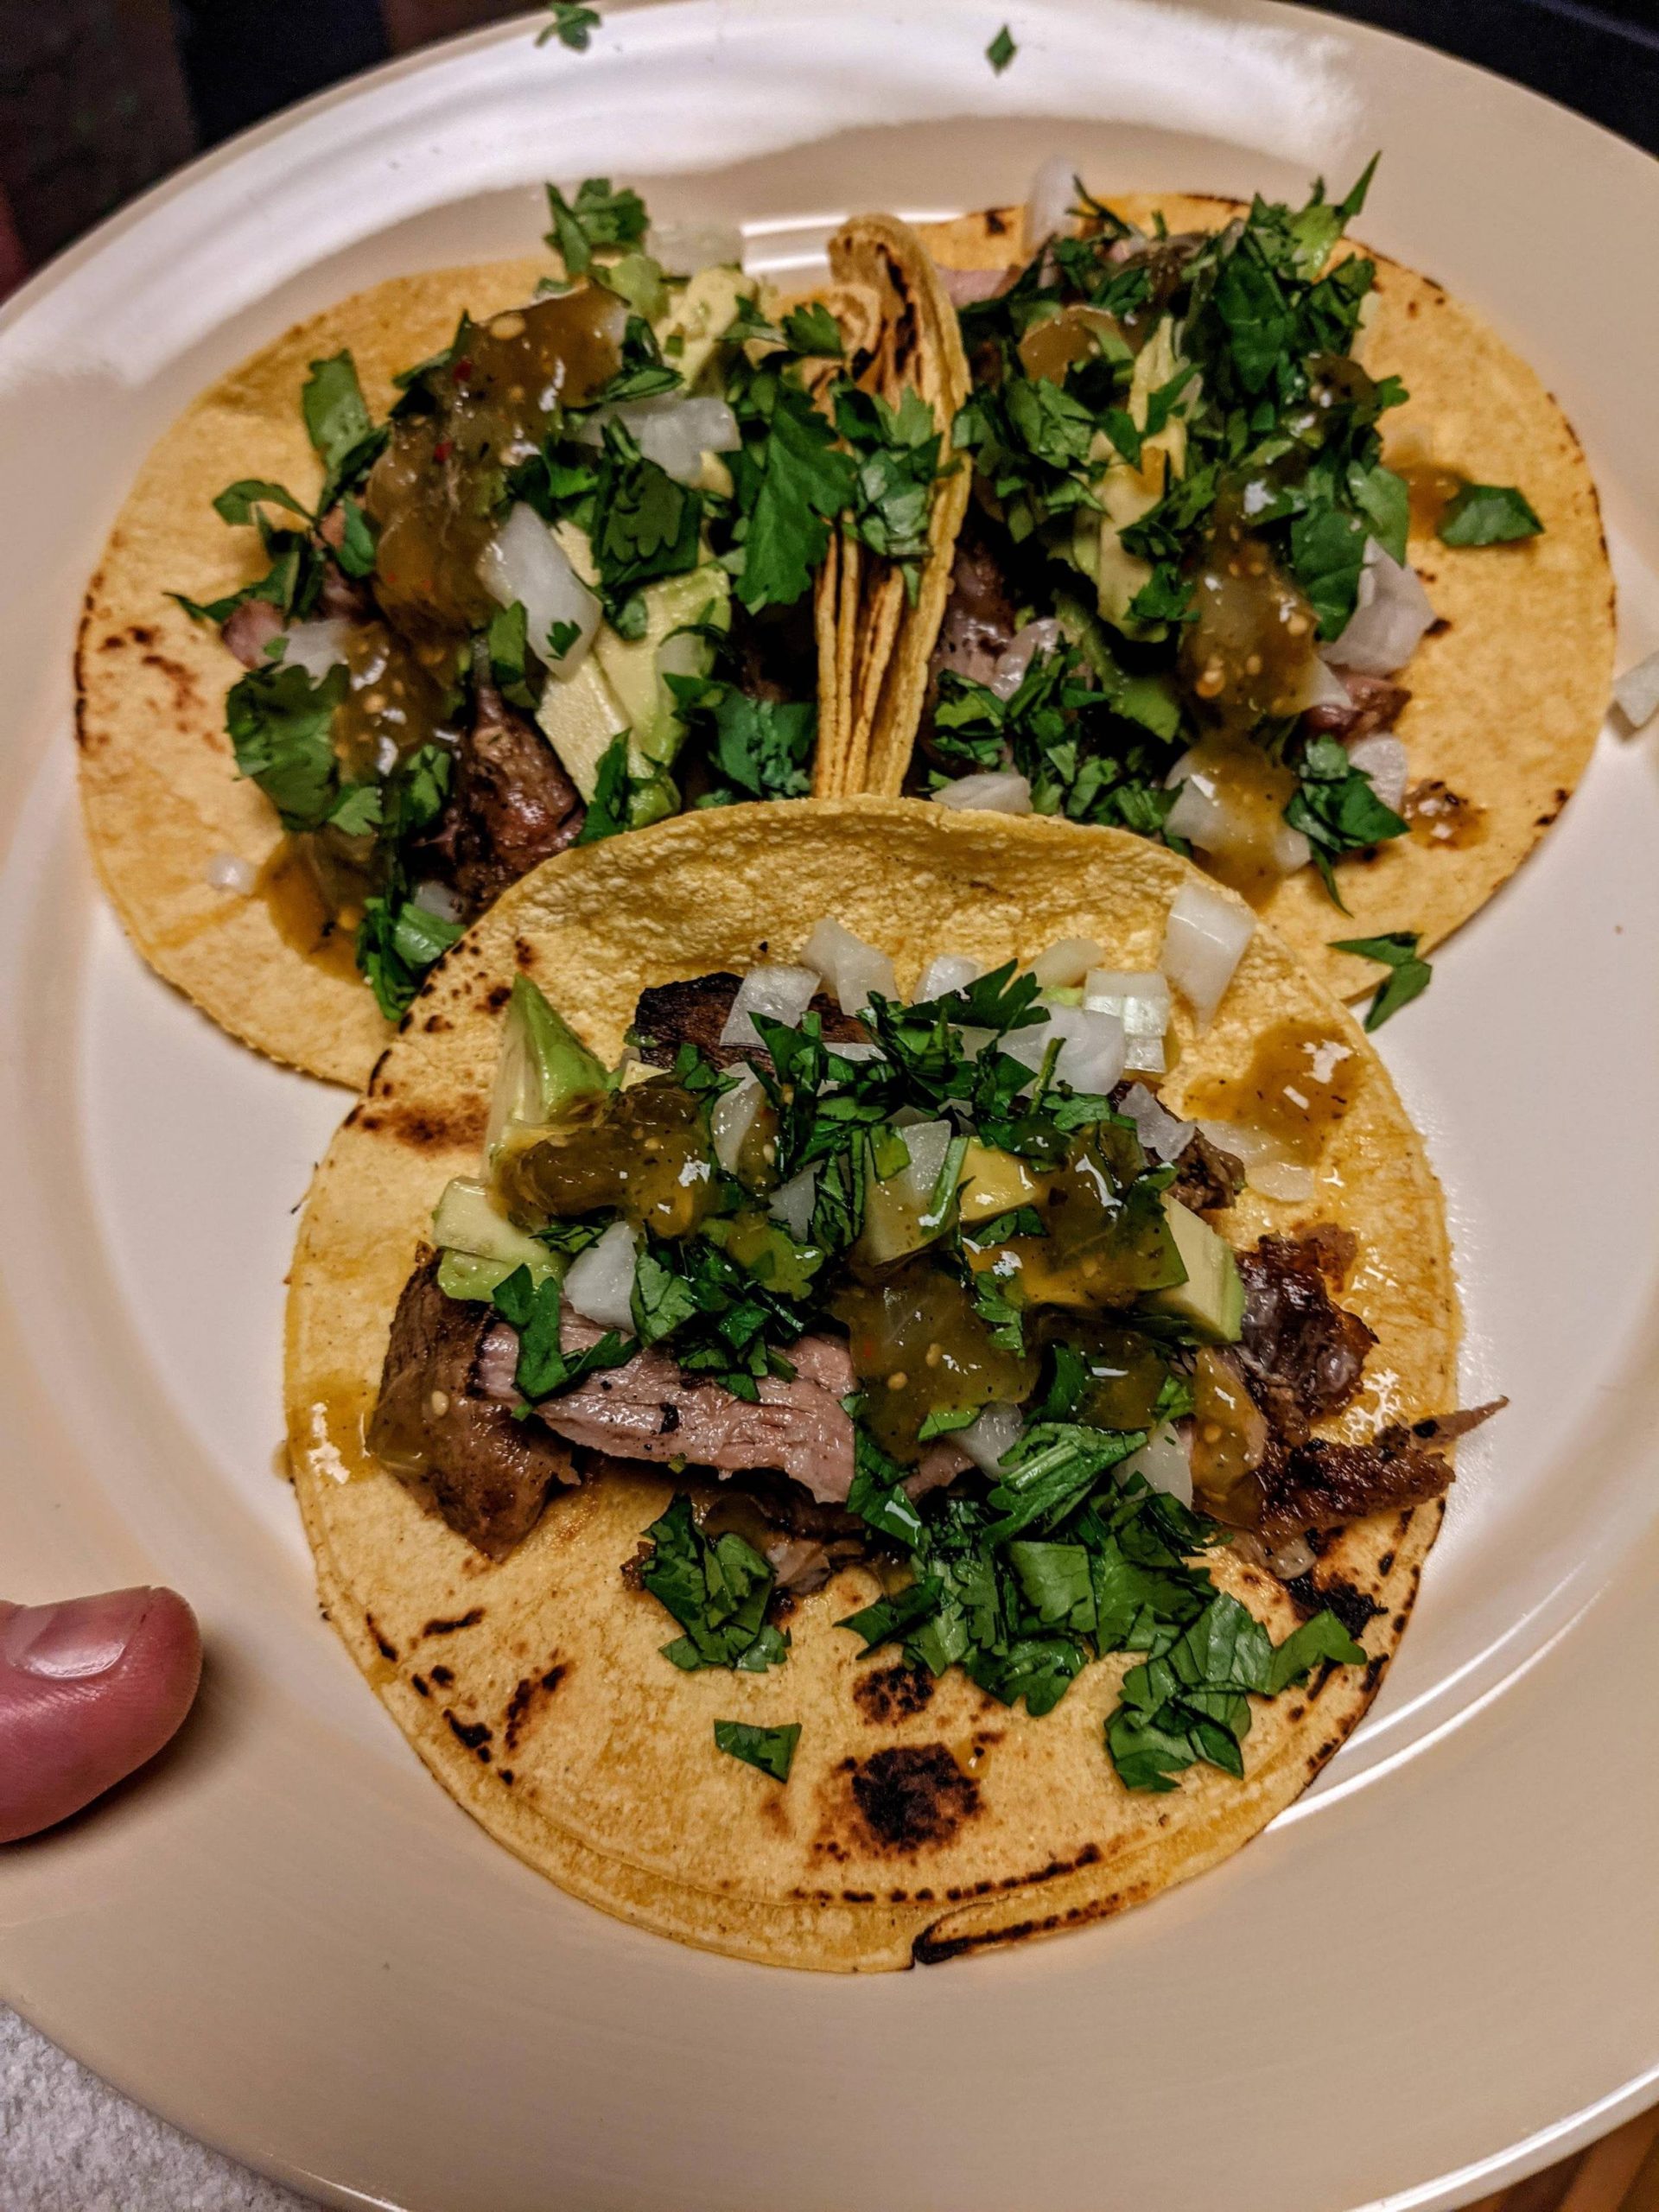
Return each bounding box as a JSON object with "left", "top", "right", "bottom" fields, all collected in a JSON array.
[
  {"left": 222, "top": 598, "right": 284, "bottom": 669},
  {"left": 1236, "top": 1230, "right": 1376, "bottom": 1445},
  {"left": 1252, "top": 1425, "right": 1453, "bottom": 1541},
  {"left": 444, "top": 674, "right": 585, "bottom": 915},
  {"left": 1168, "top": 1128, "right": 1244, "bottom": 1214},
  {"left": 537, "top": 1330, "right": 857, "bottom": 1501},
  {"left": 1303, "top": 670, "right": 1410, "bottom": 746},
  {"left": 368, "top": 1254, "right": 576, "bottom": 1558},
  {"left": 928, "top": 510, "right": 1019, "bottom": 693},
  {"left": 631, "top": 972, "right": 865, "bottom": 1071}
]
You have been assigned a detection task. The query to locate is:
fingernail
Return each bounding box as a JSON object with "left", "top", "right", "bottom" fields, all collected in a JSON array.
[{"left": 2, "top": 1588, "right": 156, "bottom": 1681}]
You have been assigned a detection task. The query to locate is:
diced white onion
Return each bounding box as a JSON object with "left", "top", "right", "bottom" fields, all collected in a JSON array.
[
  {"left": 1084, "top": 968, "right": 1170, "bottom": 1077},
  {"left": 1002, "top": 1004, "right": 1126, "bottom": 1093},
  {"left": 1197, "top": 1119, "right": 1314, "bottom": 1203},
  {"left": 989, "top": 617, "right": 1064, "bottom": 699},
  {"left": 575, "top": 395, "right": 741, "bottom": 485},
  {"left": 1026, "top": 156, "right": 1082, "bottom": 251},
  {"left": 411, "top": 880, "right": 463, "bottom": 922},
  {"left": 915, "top": 953, "right": 982, "bottom": 1001},
  {"left": 1160, "top": 880, "right": 1255, "bottom": 1031},
  {"left": 1301, "top": 658, "right": 1354, "bottom": 712},
  {"left": 719, "top": 963, "right": 822, "bottom": 1048},
  {"left": 829, "top": 1040, "right": 884, "bottom": 1065},
  {"left": 1166, "top": 751, "right": 1311, "bottom": 877},
  {"left": 711, "top": 1070, "right": 764, "bottom": 1173},
  {"left": 800, "top": 918, "right": 896, "bottom": 1014},
  {"left": 958, "top": 1402, "right": 1025, "bottom": 1476},
  {"left": 1345, "top": 733, "right": 1408, "bottom": 814},
  {"left": 647, "top": 220, "right": 745, "bottom": 276},
  {"left": 1029, "top": 938, "right": 1103, "bottom": 989},
  {"left": 768, "top": 1166, "right": 818, "bottom": 1241},
  {"left": 477, "top": 502, "right": 601, "bottom": 673},
  {"left": 886, "top": 1120, "right": 956, "bottom": 1220},
  {"left": 1116, "top": 1082, "right": 1194, "bottom": 1163},
  {"left": 1326, "top": 540, "right": 1436, "bottom": 677},
  {"left": 277, "top": 619, "right": 352, "bottom": 682},
  {"left": 563, "top": 1220, "right": 639, "bottom": 1334},
  {"left": 1267, "top": 1533, "right": 1318, "bottom": 1579},
  {"left": 1614, "top": 645, "right": 1659, "bottom": 732},
  {"left": 932, "top": 771, "right": 1033, "bottom": 815},
  {"left": 204, "top": 852, "right": 257, "bottom": 896},
  {"left": 1121, "top": 1421, "right": 1192, "bottom": 1506}
]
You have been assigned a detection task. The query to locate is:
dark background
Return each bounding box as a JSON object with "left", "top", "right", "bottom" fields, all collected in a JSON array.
[{"left": 0, "top": 0, "right": 1655, "bottom": 290}]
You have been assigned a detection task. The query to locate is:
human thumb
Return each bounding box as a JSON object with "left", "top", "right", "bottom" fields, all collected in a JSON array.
[{"left": 0, "top": 1588, "right": 202, "bottom": 1843}]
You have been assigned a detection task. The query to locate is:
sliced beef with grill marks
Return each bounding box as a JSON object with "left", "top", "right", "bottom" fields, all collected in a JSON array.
[
  {"left": 926, "top": 510, "right": 1020, "bottom": 696},
  {"left": 631, "top": 972, "right": 865, "bottom": 1071},
  {"left": 1303, "top": 670, "right": 1411, "bottom": 746},
  {"left": 1251, "top": 1425, "right": 1456, "bottom": 1542},
  {"left": 1236, "top": 1230, "right": 1376, "bottom": 1446},
  {"left": 440, "top": 672, "right": 585, "bottom": 916},
  {"left": 368, "top": 1253, "right": 577, "bottom": 1558}
]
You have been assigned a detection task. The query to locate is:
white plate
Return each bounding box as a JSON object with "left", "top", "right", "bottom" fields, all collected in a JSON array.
[{"left": 3, "top": 4, "right": 1657, "bottom": 2207}]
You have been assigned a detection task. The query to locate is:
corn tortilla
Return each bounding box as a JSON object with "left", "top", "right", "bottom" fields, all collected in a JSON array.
[{"left": 287, "top": 798, "right": 1459, "bottom": 1970}]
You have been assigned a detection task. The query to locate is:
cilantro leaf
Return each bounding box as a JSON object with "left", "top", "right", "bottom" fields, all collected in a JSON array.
[
  {"left": 575, "top": 730, "right": 646, "bottom": 844},
  {"left": 735, "top": 386, "right": 855, "bottom": 613},
  {"left": 213, "top": 479, "right": 311, "bottom": 527},
  {"left": 1289, "top": 504, "right": 1367, "bottom": 639},
  {"left": 639, "top": 1495, "right": 787, "bottom": 1672},
  {"left": 986, "top": 22, "right": 1017, "bottom": 72},
  {"left": 713, "top": 1719, "right": 799, "bottom": 1781},
  {"left": 1286, "top": 734, "right": 1408, "bottom": 888},
  {"left": 301, "top": 351, "right": 385, "bottom": 506},
  {"left": 1329, "top": 929, "right": 1433, "bottom": 1028},
  {"left": 490, "top": 1265, "right": 633, "bottom": 1399},
  {"left": 588, "top": 422, "right": 702, "bottom": 610},
  {"left": 225, "top": 661, "right": 347, "bottom": 831},
  {"left": 537, "top": 0, "right": 601, "bottom": 48},
  {"left": 543, "top": 177, "right": 648, "bottom": 275},
  {"left": 486, "top": 601, "right": 537, "bottom": 709},
  {"left": 1438, "top": 483, "right": 1543, "bottom": 547},
  {"left": 779, "top": 302, "right": 843, "bottom": 358},
  {"left": 1265, "top": 1608, "right": 1366, "bottom": 1692},
  {"left": 335, "top": 495, "right": 378, "bottom": 578}
]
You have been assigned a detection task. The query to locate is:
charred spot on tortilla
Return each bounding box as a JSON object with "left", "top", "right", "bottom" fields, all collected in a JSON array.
[
  {"left": 365, "top": 1612, "right": 398, "bottom": 1662},
  {"left": 1281, "top": 1573, "right": 1382, "bottom": 1639},
  {"left": 852, "top": 1662, "right": 937, "bottom": 1726},
  {"left": 849, "top": 1746, "right": 982, "bottom": 1853}
]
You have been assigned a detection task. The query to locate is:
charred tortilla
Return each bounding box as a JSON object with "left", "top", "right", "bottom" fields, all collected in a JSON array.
[
  {"left": 286, "top": 799, "right": 1462, "bottom": 1970},
  {"left": 916, "top": 192, "right": 1613, "bottom": 1002}
]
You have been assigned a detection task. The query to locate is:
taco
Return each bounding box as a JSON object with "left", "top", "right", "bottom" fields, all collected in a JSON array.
[
  {"left": 286, "top": 799, "right": 1492, "bottom": 1970},
  {"left": 77, "top": 182, "right": 959, "bottom": 1084},
  {"left": 906, "top": 166, "right": 1613, "bottom": 1003}
]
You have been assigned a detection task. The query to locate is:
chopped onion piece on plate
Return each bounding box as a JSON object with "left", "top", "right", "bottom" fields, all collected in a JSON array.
[
  {"left": 989, "top": 618, "right": 1063, "bottom": 699},
  {"left": 1026, "top": 155, "right": 1082, "bottom": 249},
  {"left": 710, "top": 1070, "right": 765, "bottom": 1173},
  {"left": 768, "top": 1166, "right": 818, "bottom": 1242},
  {"left": 1003, "top": 1003, "right": 1126, "bottom": 1093},
  {"left": 1326, "top": 540, "right": 1436, "bottom": 677},
  {"left": 1197, "top": 1119, "right": 1314, "bottom": 1202},
  {"left": 278, "top": 619, "right": 353, "bottom": 682},
  {"left": 916, "top": 952, "right": 982, "bottom": 1000},
  {"left": 203, "top": 852, "right": 257, "bottom": 895},
  {"left": 1614, "top": 645, "right": 1659, "bottom": 731},
  {"left": 1029, "top": 938, "right": 1103, "bottom": 989},
  {"left": 1116, "top": 1082, "right": 1194, "bottom": 1163},
  {"left": 1346, "top": 732, "right": 1409, "bottom": 814},
  {"left": 646, "top": 220, "right": 744, "bottom": 275},
  {"left": 1084, "top": 969, "right": 1170, "bottom": 1074},
  {"left": 958, "top": 1402, "right": 1025, "bottom": 1476},
  {"left": 1160, "top": 880, "right": 1255, "bottom": 1030},
  {"left": 1121, "top": 1421, "right": 1193, "bottom": 1506},
  {"left": 1166, "top": 751, "right": 1311, "bottom": 877}
]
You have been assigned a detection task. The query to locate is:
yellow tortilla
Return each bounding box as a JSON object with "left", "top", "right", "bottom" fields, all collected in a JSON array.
[
  {"left": 916, "top": 194, "right": 1615, "bottom": 1001},
  {"left": 287, "top": 798, "right": 1459, "bottom": 1970},
  {"left": 77, "top": 230, "right": 955, "bottom": 1085}
]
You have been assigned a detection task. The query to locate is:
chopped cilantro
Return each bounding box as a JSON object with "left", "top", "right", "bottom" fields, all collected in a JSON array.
[
  {"left": 1438, "top": 483, "right": 1543, "bottom": 546},
  {"left": 730, "top": 380, "right": 855, "bottom": 613},
  {"left": 225, "top": 660, "right": 348, "bottom": 832},
  {"left": 587, "top": 421, "right": 702, "bottom": 613},
  {"left": 301, "top": 351, "right": 385, "bottom": 509},
  {"left": 490, "top": 1265, "right": 633, "bottom": 1399},
  {"left": 639, "top": 1495, "right": 788, "bottom": 1672},
  {"left": 1286, "top": 734, "right": 1408, "bottom": 899},
  {"left": 543, "top": 177, "right": 648, "bottom": 276},
  {"left": 986, "top": 22, "right": 1017, "bottom": 72},
  {"left": 779, "top": 302, "right": 843, "bottom": 358},
  {"left": 1329, "top": 929, "right": 1433, "bottom": 1028},
  {"left": 213, "top": 479, "right": 311, "bottom": 527},
  {"left": 537, "top": 0, "right": 601, "bottom": 48},
  {"left": 713, "top": 1719, "right": 800, "bottom": 1780}
]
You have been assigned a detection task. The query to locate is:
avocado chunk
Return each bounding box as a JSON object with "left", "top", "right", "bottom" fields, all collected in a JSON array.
[
  {"left": 485, "top": 976, "right": 609, "bottom": 1164},
  {"left": 593, "top": 563, "right": 730, "bottom": 764},
  {"left": 535, "top": 650, "right": 632, "bottom": 799},
  {"left": 1146, "top": 1196, "right": 1245, "bottom": 1343},
  {"left": 433, "top": 1174, "right": 559, "bottom": 1284},
  {"left": 654, "top": 265, "right": 758, "bottom": 391}
]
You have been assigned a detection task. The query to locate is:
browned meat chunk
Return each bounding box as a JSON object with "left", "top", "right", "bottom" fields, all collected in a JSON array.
[
  {"left": 443, "top": 674, "right": 585, "bottom": 915},
  {"left": 1252, "top": 1425, "right": 1454, "bottom": 1541},
  {"left": 315, "top": 505, "right": 377, "bottom": 621},
  {"left": 1303, "top": 670, "right": 1410, "bottom": 745},
  {"left": 222, "top": 598, "right": 283, "bottom": 669},
  {"left": 631, "top": 972, "right": 865, "bottom": 1071},
  {"left": 1236, "top": 1230, "right": 1376, "bottom": 1445},
  {"left": 368, "top": 1254, "right": 576, "bottom": 1558},
  {"left": 927, "top": 512, "right": 1019, "bottom": 692},
  {"left": 1168, "top": 1128, "right": 1244, "bottom": 1214}
]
